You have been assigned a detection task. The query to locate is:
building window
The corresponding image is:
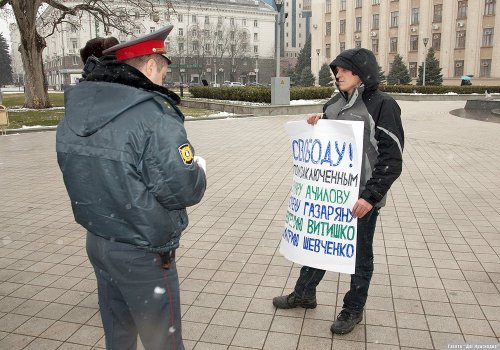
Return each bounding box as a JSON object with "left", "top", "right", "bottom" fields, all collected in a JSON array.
[
  {"left": 454, "top": 60, "right": 464, "bottom": 77},
  {"left": 340, "top": 19, "right": 346, "bottom": 34},
  {"left": 340, "top": 42, "right": 346, "bottom": 52},
  {"left": 411, "top": 8, "right": 419, "bottom": 25},
  {"left": 355, "top": 17, "right": 362, "bottom": 32},
  {"left": 231, "top": 31, "right": 235, "bottom": 40},
  {"left": 178, "top": 14, "right": 183, "bottom": 22},
  {"left": 390, "top": 37, "right": 398, "bottom": 52},
  {"left": 218, "top": 16, "right": 223, "bottom": 25},
  {"left": 372, "top": 39, "right": 379, "bottom": 54},
  {"left": 409, "top": 62, "right": 417, "bottom": 78},
  {"left": 178, "top": 28, "right": 183, "bottom": 36},
  {"left": 254, "top": 33, "right": 258, "bottom": 41},
  {"left": 243, "top": 19, "right": 247, "bottom": 26},
  {"left": 205, "top": 16, "right": 210, "bottom": 24},
  {"left": 254, "top": 45, "right": 258, "bottom": 54},
  {"left": 326, "top": 43, "right": 331, "bottom": 58},
  {"left": 192, "top": 15, "right": 197, "bottom": 23},
  {"left": 326, "top": 0, "right": 331, "bottom": 13},
  {"left": 192, "top": 42, "right": 198, "bottom": 52},
  {"left": 432, "top": 33, "right": 441, "bottom": 51},
  {"left": 373, "top": 0, "right": 380, "bottom": 4},
  {"left": 178, "top": 43, "right": 184, "bottom": 53},
  {"left": 391, "top": 11, "right": 399, "bottom": 27},
  {"left": 326, "top": 22, "right": 331, "bottom": 35},
  {"left": 254, "top": 20, "right": 258, "bottom": 27},
  {"left": 457, "top": 1, "right": 467, "bottom": 19},
  {"left": 230, "top": 17, "right": 234, "bottom": 26},
  {"left": 482, "top": 28, "right": 494, "bottom": 46},
  {"left": 355, "top": 41, "right": 361, "bottom": 48},
  {"left": 485, "top": 0, "right": 496, "bottom": 15},
  {"left": 205, "top": 43, "right": 210, "bottom": 51},
  {"left": 410, "top": 35, "right": 419, "bottom": 51},
  {"left": 150, "top": 27, "right": 156, "bottom": 33},
  {"left": 72, "top": 56, "right": 78, "bottom": 65},
  {"left": 372, "top": 14, "right": 379, "bottom": 29},
  {"left": 340, "top": 0, "right": 346, "bottom": 11},
  {"left": 480, "top": 59, "right": 491, "bottom": 77},
  {"left": 355, "top": 0, "right": 362, "bottom": 8},
  {"left": 456, "top": 31, "right": 466, "bottom": 48},
  {"left": 433, "top": 4, "right": 442, "bottom": 22}
]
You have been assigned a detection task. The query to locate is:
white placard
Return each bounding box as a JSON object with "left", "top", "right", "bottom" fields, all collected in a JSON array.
[{"left": 280, "top": 119, "right": 364, "bottom": 274}]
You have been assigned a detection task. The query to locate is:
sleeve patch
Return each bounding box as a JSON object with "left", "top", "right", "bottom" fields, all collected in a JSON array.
[{"left": 178, "top": 143, "right": 194, "bottom": 165}]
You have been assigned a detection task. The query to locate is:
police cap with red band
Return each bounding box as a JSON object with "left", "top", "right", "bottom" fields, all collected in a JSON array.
[{"left": 103, "top": 25, "right": 173, "bottom": 64}]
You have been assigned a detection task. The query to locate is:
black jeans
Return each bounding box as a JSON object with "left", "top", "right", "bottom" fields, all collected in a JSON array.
[
  {"left": 293, "top": 207, "right": 379, "bottom": 312},
  {"left": 86, "top": 233, "right": 184, "bottom": 350}
]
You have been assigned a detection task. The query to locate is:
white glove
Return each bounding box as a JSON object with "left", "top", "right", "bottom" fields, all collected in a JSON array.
[{"left": 194, "top": 156, "right": 206, "bottom": 174}]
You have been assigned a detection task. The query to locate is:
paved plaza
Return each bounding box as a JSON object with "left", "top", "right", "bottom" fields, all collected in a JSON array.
[{"left": 0, "top": 100, "right": 499, "bottom": 350}]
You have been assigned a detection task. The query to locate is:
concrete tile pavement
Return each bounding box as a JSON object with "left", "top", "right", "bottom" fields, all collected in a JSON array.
[{"left": 0, "top": 100, "right": 499, "bottom": 349}]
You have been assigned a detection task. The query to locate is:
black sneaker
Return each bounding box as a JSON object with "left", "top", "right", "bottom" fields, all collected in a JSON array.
[
  {"left": 272, "top": 292, "right": 317, "bottom": 309},
  {"left": 330, "top": 309, "right": 363, "bottom": 335}
]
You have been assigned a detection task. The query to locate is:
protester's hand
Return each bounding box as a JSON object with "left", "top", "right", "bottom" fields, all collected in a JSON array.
[
  {"left": 307, "top": 113, "right": 323, "bottom": 125},
  {"left": 194, "top": 156, "right": 206, "bottom": 174},
  {"left": 352, "top": 198, "right": 373, "bottom": 218}
]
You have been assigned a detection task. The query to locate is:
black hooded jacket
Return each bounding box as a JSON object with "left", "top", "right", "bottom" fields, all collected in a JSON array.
[
  {"left": 323, "top": 48, "right": 404, "bottom": 207},
  {"left": 56, "top": 60, "right": 206, "bottom": 252}
]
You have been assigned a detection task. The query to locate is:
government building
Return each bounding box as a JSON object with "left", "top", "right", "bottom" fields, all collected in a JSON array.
[
  {"left": 11, "top": 0, "right": 278, "bottom": 89},
  {"left": 311, "top": 0, "right": 499, "bottom": 85}
]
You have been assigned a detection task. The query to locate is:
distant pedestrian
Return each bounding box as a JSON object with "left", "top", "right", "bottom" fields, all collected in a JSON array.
[
  {"left": 273, "top": 48, "right": 404, "bottom": 335},
  {"left": 78, "top": 36, "right": 119, "bottom": 81},
  {"left": 56, "top": 26, "right": 206, "bottom": 350},
  {"left": 79, "top": 36, "right": 119, "bottom": 63}
]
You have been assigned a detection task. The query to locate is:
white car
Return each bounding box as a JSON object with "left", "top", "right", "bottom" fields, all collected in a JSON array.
[{"left": 227, "top": 82, "right": 244, "bottom": 87}]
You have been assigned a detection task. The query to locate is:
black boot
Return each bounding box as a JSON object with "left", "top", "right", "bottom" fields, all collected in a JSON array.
[
  {"left": 330, "top": 309, "right": 363, "bottom": 334},
  {"left": 272, "top": 292, "right": 317, "bottom": 309}
]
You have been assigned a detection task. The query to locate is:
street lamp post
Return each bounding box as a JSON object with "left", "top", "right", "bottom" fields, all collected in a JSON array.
[
  {"left": 274, "top": 0, "right": 284, "bottom": 77},
  {"left": 316, "top": 48, "right": 320, "bottom": 86},
  {"left": 271, "top": 0, "right": 289, "bottom": 105},
  {"left": 422, "top": 37, "right": 429, "bottom": 86}
]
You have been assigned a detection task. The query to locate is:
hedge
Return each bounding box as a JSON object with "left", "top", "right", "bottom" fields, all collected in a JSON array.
[{"left": 189, "top": 85, "right": 500, "bottom": 103}]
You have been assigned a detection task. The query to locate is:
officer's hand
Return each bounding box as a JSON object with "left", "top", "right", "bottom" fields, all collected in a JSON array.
[
  {"left": 352, "top": 198, "right": 373, "bottom": 218},
  {"left": 194, "top": 156, "right": 206, "bottom": 174},
  {"left": 307, "top": 113, "right": 322, "bottom": 125}
]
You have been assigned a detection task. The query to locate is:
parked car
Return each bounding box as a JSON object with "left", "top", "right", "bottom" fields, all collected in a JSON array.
[
  {"left": 227, "top": 82, "right": 244, "bottom": 87},
  {"left": 246, "top": 82, "right": 264, "bottom": 87}
]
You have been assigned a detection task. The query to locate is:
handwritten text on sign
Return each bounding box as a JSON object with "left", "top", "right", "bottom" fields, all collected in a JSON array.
[{"left": 280, "top": 120, "right": 364, "bottom": 274}]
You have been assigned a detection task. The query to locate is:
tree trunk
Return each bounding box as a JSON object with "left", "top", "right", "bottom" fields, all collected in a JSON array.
[{"left": 11, "top": 0, "right": 51, "bottom": 108}]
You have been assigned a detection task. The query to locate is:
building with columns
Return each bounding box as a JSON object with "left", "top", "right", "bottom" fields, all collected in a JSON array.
[
  {"left": 311, "top": 0, "right": 499, "bottom": 85},
  {"left": 11, "top": 0, "right": 277, "bottom": 89}
]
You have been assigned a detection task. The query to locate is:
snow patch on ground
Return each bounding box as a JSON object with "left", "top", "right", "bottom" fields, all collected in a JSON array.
[{"left": 9, "top": 106, "right": 65, "bottom": 112}]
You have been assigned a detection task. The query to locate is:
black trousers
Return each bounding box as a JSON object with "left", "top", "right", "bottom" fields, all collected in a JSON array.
[
  {"left": 293, "top": 208, "right": 379, "bottom": 312},
  {"left": 86, "top": 232, "right": 184, "bottom": 350}
]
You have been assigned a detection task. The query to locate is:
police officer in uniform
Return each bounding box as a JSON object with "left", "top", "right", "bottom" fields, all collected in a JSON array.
[{"left": 56, "top": 25, "right": 206, "bottom": 350}]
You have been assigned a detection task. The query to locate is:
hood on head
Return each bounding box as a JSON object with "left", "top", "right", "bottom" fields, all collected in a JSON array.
[
  {"left": 63, "top": 81, "right": 154, "bottom": 137},
  {"left": 329, "top": 48, "right": 379, "bottom": 90}
]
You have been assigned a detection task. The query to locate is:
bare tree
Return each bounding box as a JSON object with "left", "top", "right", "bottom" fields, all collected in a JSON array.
[
  {"left": 227, "top": 24, "right": 250, "bottom": 81},
  {"left": 0, "top": 0, "right": 166, "bottom": 108}
]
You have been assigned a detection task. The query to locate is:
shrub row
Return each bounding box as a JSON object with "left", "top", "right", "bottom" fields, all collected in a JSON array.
[
  {"left": 189, "top": 86, "right": 336, "bottom": 102},
  {"left": 189, "top": 85, "right": 500, "bottom": 103},
  {"left": 380, "top": 85, "right": 500, "bottom": 94}
]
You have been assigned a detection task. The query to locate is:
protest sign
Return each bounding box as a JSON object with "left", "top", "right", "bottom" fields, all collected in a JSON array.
[{"left": 280, "top": 120, "right": 364, "bottom": 274}]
